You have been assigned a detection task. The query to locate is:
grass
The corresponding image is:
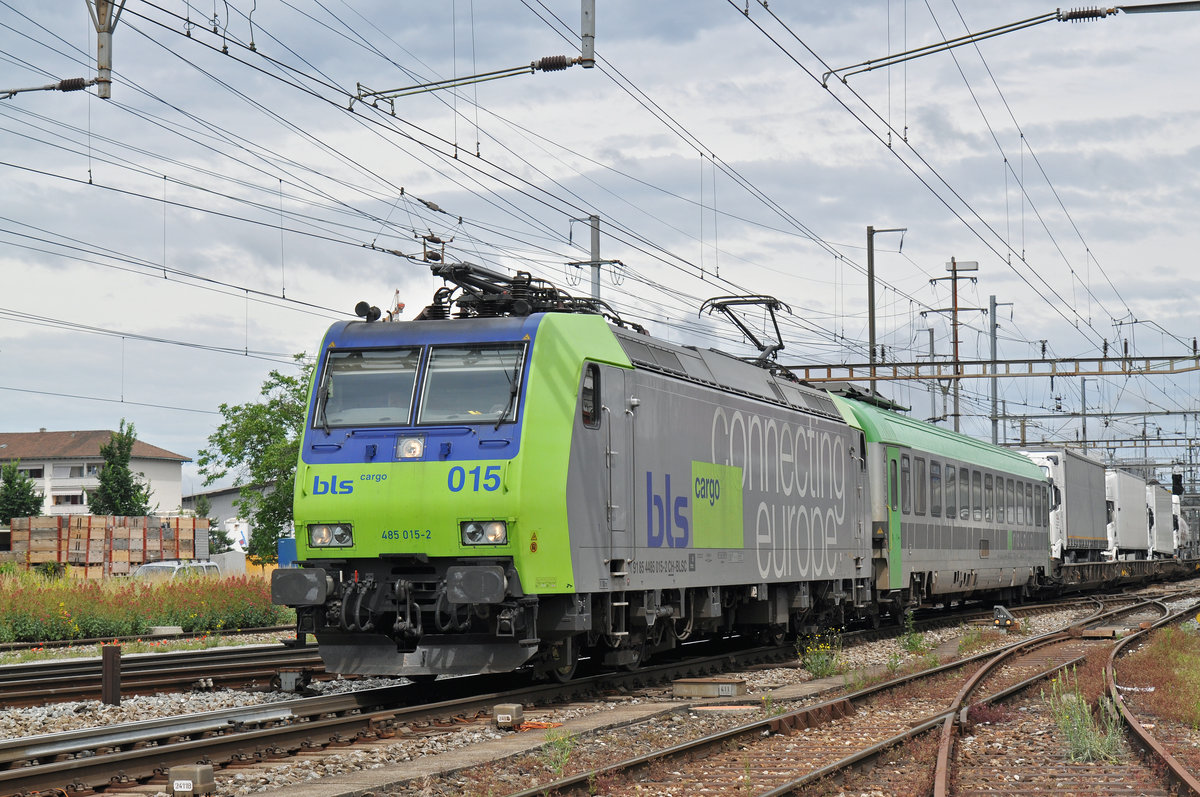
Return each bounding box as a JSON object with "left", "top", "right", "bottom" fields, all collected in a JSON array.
[
  {"left": 1118, "top": 624, "right": 1200, "bottom": 729},
  {"left": 899, "top": 612, "right": 928, "bottom": 654},
  {"left": 0, "top": 569, "right": 292, "bottom": 645},
  {"left": 1043, "top": 665, "right": 1125, "bottom": 762},
  {"left": 538, "top": 728, "right": 577, "bottom": 776},
  {"left": 957, "top": 624, "right": 1007, "bottom": 656}
]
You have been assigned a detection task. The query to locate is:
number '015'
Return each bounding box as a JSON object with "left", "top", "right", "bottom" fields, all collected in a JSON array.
[{"left": 448, "top": 465, "right": 501, "bottom": 492}]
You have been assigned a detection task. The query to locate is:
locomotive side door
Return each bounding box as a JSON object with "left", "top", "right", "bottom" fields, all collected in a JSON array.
[
  {"left": 885, "top": 445, "right": 903, "bottom": 590},
  {"left": 602, "top": 367, "right": 633, "bottom": 570}
]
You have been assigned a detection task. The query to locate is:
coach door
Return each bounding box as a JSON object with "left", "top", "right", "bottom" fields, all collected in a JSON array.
[
  {"left": 603, "top": 367, "right": 633, "bottom": 571},
  {"left": 885, "top": 446, "right": 903, "bottom": 590}
]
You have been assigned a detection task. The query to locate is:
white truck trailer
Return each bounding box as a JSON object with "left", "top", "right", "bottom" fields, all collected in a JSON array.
[
  {"left": 1147, "top": 482, "right": 1175, "bottom": 558},
  {"left": 1106, "top": 469, "right": 1150, "bottom": 560},
  {"left": 1021, "top": 447, "right": 1108, "bottom": 563}
]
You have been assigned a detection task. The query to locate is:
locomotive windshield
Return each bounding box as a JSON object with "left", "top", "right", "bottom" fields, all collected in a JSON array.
[
  {"left": 316, "top": 347, "right": 421, "bottom": 428},
  {"left": 417, "top": 342, "right": 525, "bottom": 425}
]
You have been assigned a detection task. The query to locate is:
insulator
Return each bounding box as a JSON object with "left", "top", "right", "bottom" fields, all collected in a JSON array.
[
  {"left": 1058, "top": 7, "right": 1110, "bottom": 22},
  {"left": 57, "top": 78, "right": 88, "bottom": 92},
  {"left": 535, "top": 55, "right": 570, "bottom": 72}
]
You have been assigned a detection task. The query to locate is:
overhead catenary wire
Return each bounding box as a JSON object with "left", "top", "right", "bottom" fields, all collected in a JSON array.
[{"left": 0, "top": 2, "right": 1192, "bottom": 470}]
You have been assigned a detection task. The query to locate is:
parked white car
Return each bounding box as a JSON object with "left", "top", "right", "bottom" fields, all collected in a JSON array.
[{"left": 131, "top": 560, "right": 222, "bottom": 580}]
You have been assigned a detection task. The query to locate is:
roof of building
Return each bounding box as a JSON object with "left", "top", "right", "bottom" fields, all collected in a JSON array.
[{"left": 0, "top": 430, "right": 190, "bottom": 463}]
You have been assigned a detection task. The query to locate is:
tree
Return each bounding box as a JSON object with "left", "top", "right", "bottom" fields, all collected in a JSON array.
[
  {"left": 87, "top": 420, "right": 152, "bottom": 516},
  {"left": 197, "top": 354, "right": 312, "bottom": 564},
  {"left": 194, "top": 493, "right": 234, "bottom": 554},
  {"left": 0, "top": 460, "right": 44, "bottom": 523}
]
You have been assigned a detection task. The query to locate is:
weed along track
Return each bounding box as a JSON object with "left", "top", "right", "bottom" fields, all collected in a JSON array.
[
  {"left": 6, "top": 591, "right": 1199, "bottom": 797},
  {"left": 474, "top": 595, "right": 1198, "bottom": 797},
  {"left": 942, "top": 595, "right": 1200, "bottom": 797}
]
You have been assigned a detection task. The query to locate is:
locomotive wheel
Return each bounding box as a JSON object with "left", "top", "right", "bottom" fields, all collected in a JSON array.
[
  {"left": 758, "top": 624, "right": 787, "bottom": 646},
  {"left": 619, "top": 636, "right": 648, "bottom": 671},
  {"left": 548, "top": 639, "right": 579, "bottom": 683}
]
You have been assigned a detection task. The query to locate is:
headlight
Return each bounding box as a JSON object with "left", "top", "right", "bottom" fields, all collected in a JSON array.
[
  {"left": 397, "top": 436, "right": 425, "bottom": 459},
  {"left": 461, "top": 520, "right": 507, "bottom": 545},
  {"left": 309, "top": 523, "right": 354, "bottom": 547}
]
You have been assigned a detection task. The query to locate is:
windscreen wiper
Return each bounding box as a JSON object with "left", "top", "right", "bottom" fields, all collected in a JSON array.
[
  {"left": 494, "top": 352, "right": 524, "bottom": 430},
  {"left": 316, "top": 381, "right": 331, "bottom": 435}
]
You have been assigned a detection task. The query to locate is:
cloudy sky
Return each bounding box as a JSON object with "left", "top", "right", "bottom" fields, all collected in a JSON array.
[{"left": 2, "top": 0, "right": 1199, "bottom": 499}]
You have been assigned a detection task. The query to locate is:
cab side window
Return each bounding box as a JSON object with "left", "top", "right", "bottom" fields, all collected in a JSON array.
[{"left": 581, "top": 364, "right": 601, "bottom": 429}]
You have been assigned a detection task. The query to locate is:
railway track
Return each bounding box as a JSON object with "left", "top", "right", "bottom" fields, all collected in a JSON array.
[
  {"left": 0, "top": 596, "right": 1085, "bottom": 710},
  {"left": 0, "top": 642, "right": 324, "bottom": 707},
  {"left": 0, "top": 641, "right": 795, "bottom": 796},
  {"left": 483, "top": 594, "right": 1200, "bottom": 796},
  {"left": 3, "top": 588, "right": 1194, "bottom": 796}
]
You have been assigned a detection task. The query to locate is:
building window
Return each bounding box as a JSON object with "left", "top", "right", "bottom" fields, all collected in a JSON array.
[
  {"left": 20, "top": 466, "right": 45, "bottom": 479},
  {"left": 52, "top": 494, "right": 84, "bottom": 505},
  {"left": 86, "top": 463, "right": 102, "bottom": 477}
]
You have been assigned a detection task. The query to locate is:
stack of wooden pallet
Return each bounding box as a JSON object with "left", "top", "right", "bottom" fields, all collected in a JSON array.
[
  {"left": 7, "top": 515, "right": 211, "bottom": 578},
  {"left": 10, "top": 516, "right": 67, "bottom": 566},
  {"left": 66, "top": 515, "right": 109, "bottom": 579}
]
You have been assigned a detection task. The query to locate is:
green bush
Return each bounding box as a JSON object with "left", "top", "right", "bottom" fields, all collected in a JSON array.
[
  {"left": 796, "top": 628, "right": 844, "bottom": 678},
  {"left": 0, "top": 571, "right": 288, "bottom": 642}
]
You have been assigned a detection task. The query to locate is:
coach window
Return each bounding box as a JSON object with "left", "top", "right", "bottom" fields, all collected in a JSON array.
[
  {"left": 930, "top": 462, "right": 942, "bottom": 518},
  {"left": 1044, "top": 485, "right": 1051, "bottom": 525},
  {"left": 946, "top": 465, "right": 956, "bottom": 519},
  {"left": 1034, "top": 484, "right": 1042, "bottom": 528},
  {"left": 1025, "top": 483, "right": 1034, "bottom": 527},
  {"left": 972, "top": 471, "right": 983, "bottom": 522},
  {"left": 914, "top": 457, "right": 927, "bottom": 516},
  {"left": 1015, "top": 481, "right": 1025, "bottom": 525},
  {"left": 1007, "top": 479, "right": 1016, "bottom": 524},
  {"left": 959, "top": 467, "right": 970, "bottom": 521},
  {"left": 901, "top": 455, "right": 911, "bottom": 514},
  {"left": 984, "top": 475, "right": 994, "bottom": 522},
  {"left": 581, "top": 364, "right": 601, "bottom": 429},
  {"left": 889, "top": 459, "right": 899, "bottom": 512}
]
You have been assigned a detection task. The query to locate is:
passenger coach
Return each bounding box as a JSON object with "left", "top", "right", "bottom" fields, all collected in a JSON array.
[{"left": 834, "top": 397, "right": 1051, "bottom": 611}]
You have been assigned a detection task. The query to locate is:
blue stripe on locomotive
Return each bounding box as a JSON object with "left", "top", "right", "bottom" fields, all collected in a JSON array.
[{"left": 301, "top": 315, "right": 542, "bottom": 467}]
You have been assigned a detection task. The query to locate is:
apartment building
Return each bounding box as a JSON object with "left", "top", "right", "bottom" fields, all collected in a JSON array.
[{"left": 0, "top": 429, "right": 190, "bottom": 516}]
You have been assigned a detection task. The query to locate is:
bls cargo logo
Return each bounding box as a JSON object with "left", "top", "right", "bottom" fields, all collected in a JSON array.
[
  {"left": 646, "top": 472, "right": 690, "bottom": 548},
  {"left": 646, "top": 463, "right": 743, "bottom": 549},
  {"left": 312, "top": 475, "right": 354, "bottom": 495}
]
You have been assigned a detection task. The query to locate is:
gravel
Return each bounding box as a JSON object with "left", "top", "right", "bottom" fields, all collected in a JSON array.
[{"left": 1, "top": 606, "right": 1098, "bottom": 797}]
